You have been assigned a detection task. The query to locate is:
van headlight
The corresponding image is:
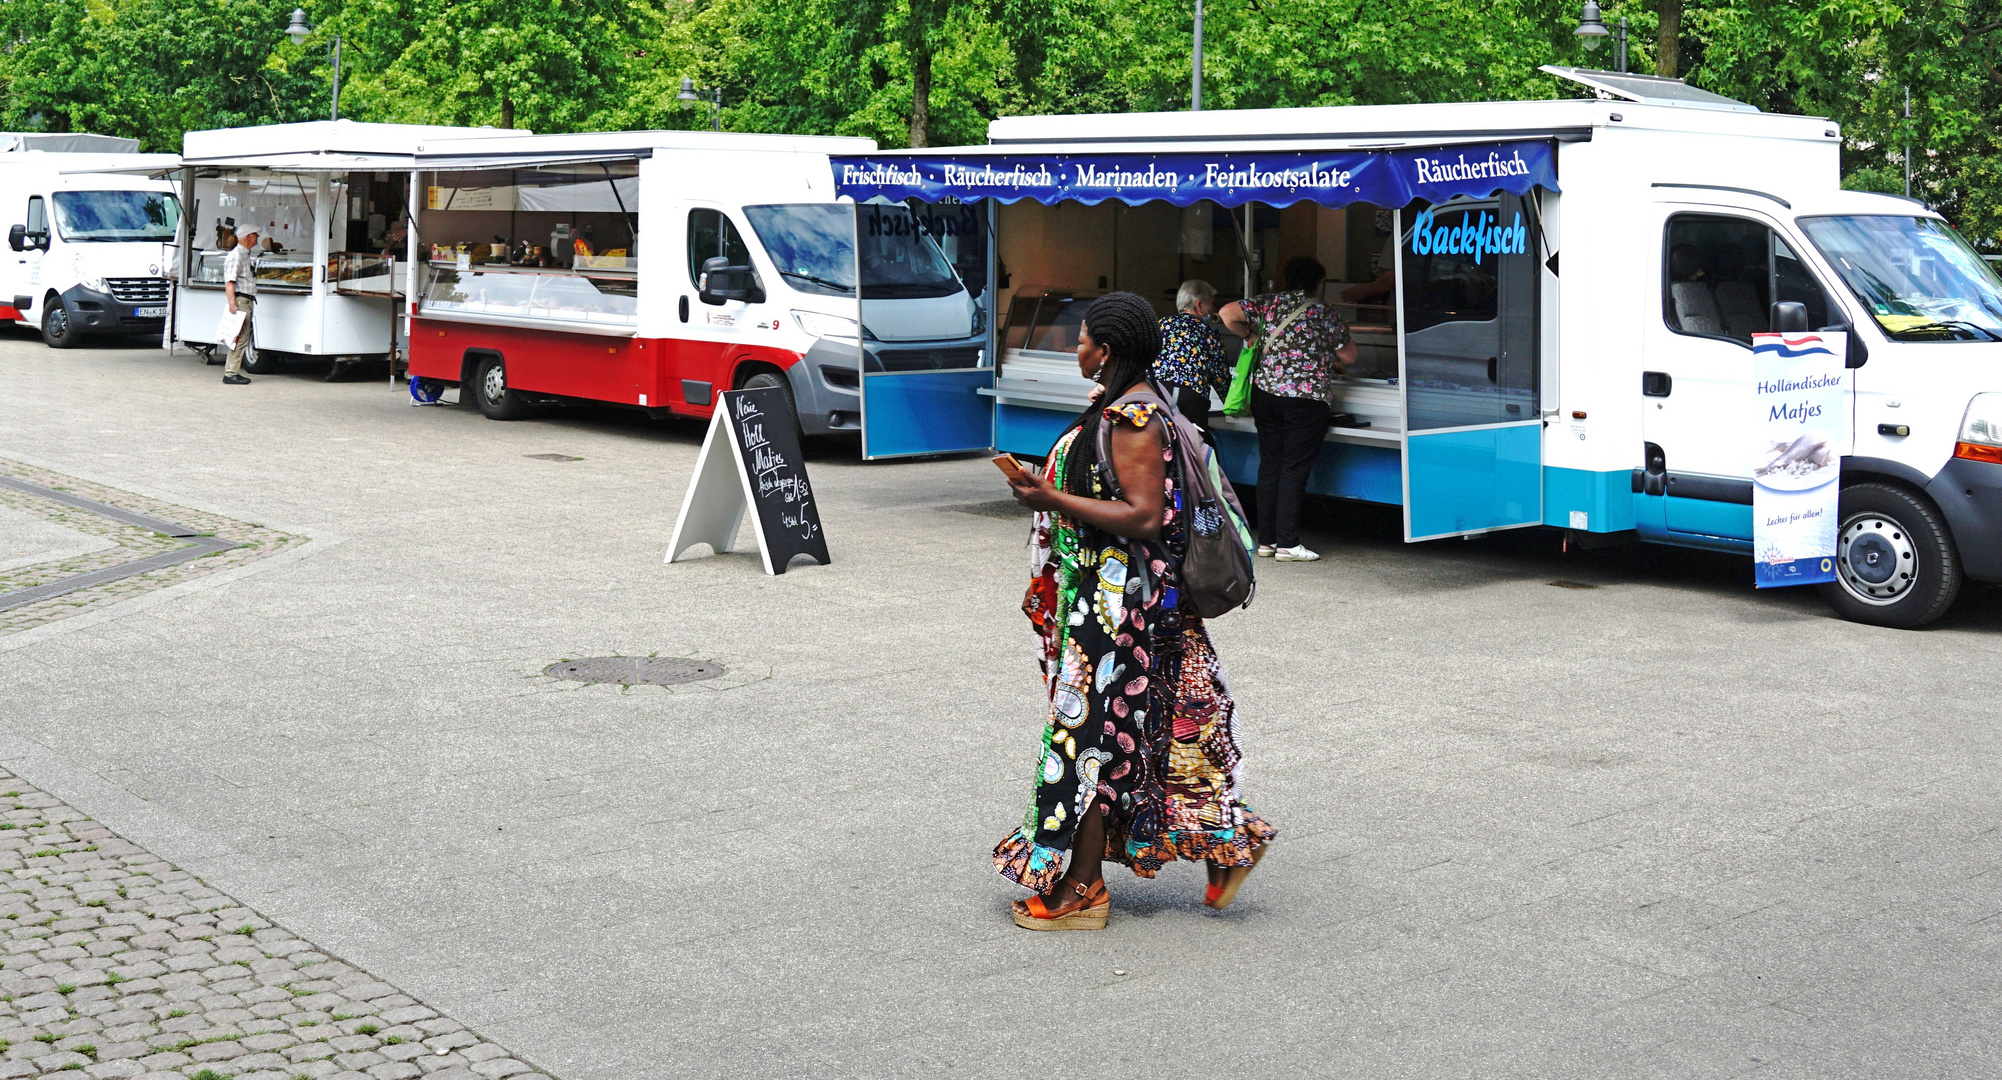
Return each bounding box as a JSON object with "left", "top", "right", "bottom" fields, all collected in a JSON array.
[
  {"left": 1955, "top": 393, "right": 2002, "bottom": 464},
  {"left": 792, "top": 309, "right": 861, "bottom": 342},
  {"left": 78, "top": 273, "right": 110, "bottom": 294}
]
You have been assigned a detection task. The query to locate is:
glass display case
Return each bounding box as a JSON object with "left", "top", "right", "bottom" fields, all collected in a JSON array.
[
  {"left": 252, "top": 254, "right": 317, "bottom": 292},
  {"left": 1002, "top": 293, "right": 1096, "bottom": 355},
  {"left": 187, "top": 250, "right": 229, "bottom": 288},
  {"left": 420, "top": 267, "right": 638, "bottom": 326},
  {"left": 333, "top": 254, "right": 399, "bottom": 297},
  {"left": 184, "top": 250, "right": 315, "bottom": 292}
]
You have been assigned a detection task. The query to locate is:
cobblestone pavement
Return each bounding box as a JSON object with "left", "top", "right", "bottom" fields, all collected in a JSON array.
[
  {"left": 0, "top": 460, "right": 302, "bottom": 636},
  {"left": 0, "top": 768, "right": 551, "bottom": 1080}
]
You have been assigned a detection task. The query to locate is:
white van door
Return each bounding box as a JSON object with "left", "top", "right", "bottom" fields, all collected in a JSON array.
[
  {"left": 1641, "top": 203, "right": 1843, "bottom": 538},
  {"left": 8, "top": 195, "right": 50, "bottom": 319},
  {"left": 682, "top": 202, "right": 765, "bottom": 406}
]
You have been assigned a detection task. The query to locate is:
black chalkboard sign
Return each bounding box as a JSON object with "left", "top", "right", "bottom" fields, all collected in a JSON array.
[{"left": 666, "top": 387, "right": 830, "bottom": 575}]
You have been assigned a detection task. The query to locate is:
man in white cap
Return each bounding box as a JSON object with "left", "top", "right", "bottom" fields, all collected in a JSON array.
[{"left": 221, "top": 228, "right": 260, "bottom": 385}]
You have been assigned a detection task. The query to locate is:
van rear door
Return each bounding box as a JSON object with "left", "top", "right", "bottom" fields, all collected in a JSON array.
[{"left": 1399, "top": 195, "right": 1544, "bottom": 540}]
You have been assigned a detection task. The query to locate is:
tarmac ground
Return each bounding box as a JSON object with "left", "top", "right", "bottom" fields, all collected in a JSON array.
[{"left": 1, "top": 331, "right": 1996, "bottom": 1079}]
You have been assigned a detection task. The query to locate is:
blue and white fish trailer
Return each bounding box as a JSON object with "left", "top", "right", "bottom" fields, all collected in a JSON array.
[{"left": 826, "top": 68, "right": 2002, "bottom": 628}]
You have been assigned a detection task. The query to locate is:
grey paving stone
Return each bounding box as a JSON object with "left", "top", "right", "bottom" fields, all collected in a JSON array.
[{"left": 0, "top": 771, "right": 552, "bottom": 1080}]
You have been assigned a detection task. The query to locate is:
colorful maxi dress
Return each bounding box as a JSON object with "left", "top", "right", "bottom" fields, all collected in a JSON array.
[{"left": 993, "top": 401, "right": 1276, "bottom": 894}]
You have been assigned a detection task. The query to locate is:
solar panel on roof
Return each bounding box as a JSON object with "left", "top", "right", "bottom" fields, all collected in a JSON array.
[{"left": 1539, "top": 66, "right": 1760, "bottom": 112}]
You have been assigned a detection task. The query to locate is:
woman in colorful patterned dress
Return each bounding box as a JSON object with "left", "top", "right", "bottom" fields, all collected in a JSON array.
[{"left": 997, "top": 292, "right": 1276, "bottom": 931}]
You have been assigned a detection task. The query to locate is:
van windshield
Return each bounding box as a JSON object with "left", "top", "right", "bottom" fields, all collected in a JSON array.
[
  {"left": 51, "top": 191, "right": 181, "bottom": 243},
  {"left": 1799, "top": 215, "right": 2002, "bottom": 342},
  {"left": 743, "top": 203, "right": 964, "bottom": 300}
]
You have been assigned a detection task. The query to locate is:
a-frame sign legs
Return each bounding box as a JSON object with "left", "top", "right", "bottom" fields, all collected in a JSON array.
[{"left": 665, "top": 407, "right": 760, "bottom": 570}]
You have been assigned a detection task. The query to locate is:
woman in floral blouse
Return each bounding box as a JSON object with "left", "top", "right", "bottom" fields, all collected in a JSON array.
[
  {"left": 1151, "top": 279, "right": 1231, "bottom": 435},
  {"left": 1219, "top": 257, "right": 1358, "bottom": 563}
]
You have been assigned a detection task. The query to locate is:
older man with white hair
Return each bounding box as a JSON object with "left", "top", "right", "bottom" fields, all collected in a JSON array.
[
  {"left": 220, "top": 228, "right": 261, "bottom": 386},
  {"left": 1151, "top": 279, "right": 1230, "bottom": 436}
]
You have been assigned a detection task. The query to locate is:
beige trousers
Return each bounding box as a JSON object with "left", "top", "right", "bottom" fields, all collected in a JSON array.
[{"left": 225, "top": 295, "right": 256, "bottom": 376}]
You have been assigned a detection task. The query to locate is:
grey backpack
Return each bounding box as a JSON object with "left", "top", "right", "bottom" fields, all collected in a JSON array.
[{"left": 1093, "top": 379, "right": 1257, "bottom": 619}]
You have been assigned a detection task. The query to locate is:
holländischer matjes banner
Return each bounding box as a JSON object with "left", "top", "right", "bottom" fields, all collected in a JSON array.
[{"left": 1751, "top": 332, "right": 1849, "bottom": 588}]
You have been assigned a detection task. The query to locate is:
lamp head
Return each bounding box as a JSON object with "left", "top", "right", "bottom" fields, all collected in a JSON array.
[
  {"left": 676, "top": 77, "right": 699, "bottom": 102},
  {"left": 286, "top": 8, "right": 311, "bottom": 43},
  {"left": 1575, "top": 0, "right": 1608, "bottom": 50}
]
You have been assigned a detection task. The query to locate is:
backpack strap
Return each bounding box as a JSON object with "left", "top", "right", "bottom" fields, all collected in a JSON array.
[
  {"left": 1091, "top": 387, "right": 1173, "bottom": 499},
  {"left": 1260, "top": 297, "right": 1317, "bottom": 359},
  {"left": 1088, "top": 387, "right": 1177, "bottom": 608}
]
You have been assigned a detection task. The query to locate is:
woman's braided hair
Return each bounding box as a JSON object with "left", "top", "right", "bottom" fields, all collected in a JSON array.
[{"left": 1062, "top": 292, "right": 1164, "bottom": 496}]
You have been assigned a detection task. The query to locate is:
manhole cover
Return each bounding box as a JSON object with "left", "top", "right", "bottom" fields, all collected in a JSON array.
[
  {"left": 1547, "top": 579, "right": 1600, "bottom": 590},
  {"left": 543, "top": 657, "right": 725, "bottom": 685},
  {"left": 525, "top": 453, "right": 583, "bottom": 462}
]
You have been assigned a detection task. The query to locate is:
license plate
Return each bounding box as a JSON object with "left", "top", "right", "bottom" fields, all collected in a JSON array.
[{"left": 134, "top": 306, "right": 166, "bottom": 318}]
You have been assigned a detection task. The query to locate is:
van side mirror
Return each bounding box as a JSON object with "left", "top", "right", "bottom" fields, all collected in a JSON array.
[
  {"left": 1819, "top": 324, "right": 1869, "bottom": 369},
  {"left": 698, "top": 255, "right": 758, "bottom": 305},
  {"left": 1769, "top": 301, "right": 1809, "bottom": 333},
  {"left": 6, "top": 225, "right": 22, "bottom": 252}
]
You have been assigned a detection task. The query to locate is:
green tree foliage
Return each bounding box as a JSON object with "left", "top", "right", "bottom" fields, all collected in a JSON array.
[
  {"left": 0, "top": 0, "right": 325, "bottom": 149},
  {"left": 344, "top": 0, "right": 637, "bottom": 130},
  {"left": 1686, "top": 0, "right": 2002, "bottom": 249},
  {"left": 0, "top": 0, "right": 1996, "bottom": 248}
]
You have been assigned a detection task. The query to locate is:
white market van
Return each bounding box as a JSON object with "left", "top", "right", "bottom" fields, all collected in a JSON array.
[
  {"left": 402, "top": 129, "right": 987, "bottom": 436},
  {"left": 827, "top": 69, "right": 2002, "bottom": 628},
  {"left": 0, "top": 134, "right": 181, "bottom": 347}
]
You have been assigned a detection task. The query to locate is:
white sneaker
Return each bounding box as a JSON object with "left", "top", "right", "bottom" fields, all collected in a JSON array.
[
  {"left": 1256, "top": 545, "right": 1275, "bottom": 558},
  {"left": 1273, "top": 545, "right": 1320, "bottom": 562}
]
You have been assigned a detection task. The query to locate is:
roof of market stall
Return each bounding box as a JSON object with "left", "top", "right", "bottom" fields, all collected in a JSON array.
[
  {"left": 0, "top": 133, "right": 142, "bottom": 154},
  {"left": 182, "top": 120, "right": 531, "bottom": 172},
  {"left": 832, "top": 97, "right": 1849, "bottom": 208},
  {"left": 412, "top": 129, "right": 877, "bottom": 171}
]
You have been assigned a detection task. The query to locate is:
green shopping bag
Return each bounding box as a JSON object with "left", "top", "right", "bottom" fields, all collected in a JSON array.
[{"left": 1222, "top": 343, "right": 1257, "bottom": 417}]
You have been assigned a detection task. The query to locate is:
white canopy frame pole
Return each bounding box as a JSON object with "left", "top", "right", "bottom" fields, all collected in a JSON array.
[
  {"left": 403, "top": 169, "right": 421, "bottom": 386},
  {"left": 311, "top": 172, "right": 332, "bottom": 365}
]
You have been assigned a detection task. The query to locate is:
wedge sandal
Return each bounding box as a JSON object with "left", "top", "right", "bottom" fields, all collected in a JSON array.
[
  {"left": 1204, "top": 842, "right": 1270, "bottom": 911},
  {"left": 1012, "top": 878, "right": 1109, "bottom": 931}
]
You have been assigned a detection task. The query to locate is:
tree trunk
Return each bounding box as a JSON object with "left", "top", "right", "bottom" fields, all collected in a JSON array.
[
  {"left": 909, "top": 48, "right": 931, "bottom": 148},
  {"left": 501, "top": 94, "right": 515, "bottom": 130},
  {"left": 1658, "top": 0, "right": 1682, "bottom": 78}
]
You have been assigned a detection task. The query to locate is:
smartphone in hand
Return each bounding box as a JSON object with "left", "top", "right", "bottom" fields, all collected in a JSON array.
[{"left": 992, "top": 454, "right": 1030, "bottom": 483}]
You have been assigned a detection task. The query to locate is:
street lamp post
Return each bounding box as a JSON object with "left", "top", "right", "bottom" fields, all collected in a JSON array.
[
  {"left": 1574, "top": 1, "right": 1629, "bottom": 74},
  {"left": 676, "top": 78, "right": 722, "bottom": 131},
  {"left": 1192, "top": 0, "right": 1204, "bottom": 111},
  {"left": 286, "top": 8, "right": 341, "bottom": 121}
]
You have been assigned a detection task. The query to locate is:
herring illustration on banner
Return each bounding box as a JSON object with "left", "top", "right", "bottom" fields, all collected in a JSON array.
[{"left": 1751, "top": 331, "right": 1848, "bottom": 588}]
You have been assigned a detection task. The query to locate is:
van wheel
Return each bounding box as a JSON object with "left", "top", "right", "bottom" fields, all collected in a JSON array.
[
  {"left": 472, "top": 356, "right": 529, "bottom": 420},
  {"left": 738, "top": 370, "right": 801, "bottom": 438},
  {"left": 41, "top": 297, "right": 81, "bottom": 349},
  {"left": 242, "top": 346, "right": 282, "bottom": 375},
  {"left": 1816, "top": 483, "right": 1962, "bottom": 629}
]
